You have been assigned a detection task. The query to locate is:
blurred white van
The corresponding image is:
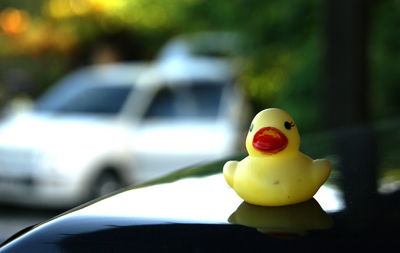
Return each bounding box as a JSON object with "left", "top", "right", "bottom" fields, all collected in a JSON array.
[{"left": 0, "top": 56, "right": 249, "bottom": 208}]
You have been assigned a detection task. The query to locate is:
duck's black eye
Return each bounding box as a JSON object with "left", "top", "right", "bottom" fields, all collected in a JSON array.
[
  {"left": 284, "top": 121, "right": 295, "bottom": 130},
  {"left": 249, "top": 123, "right": 254, "bottom": 132}
]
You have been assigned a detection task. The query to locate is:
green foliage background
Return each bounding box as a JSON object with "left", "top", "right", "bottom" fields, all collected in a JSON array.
[{"left": 0, "top": 0, "right": 398, "bottom": 132}]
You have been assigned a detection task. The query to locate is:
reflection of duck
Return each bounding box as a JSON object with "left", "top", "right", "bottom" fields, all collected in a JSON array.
[
  {"left": 223, "top": 108, "right": 331, "bottom": 206},
  {"left": 228, "top": 198, "right": 332, "bottom": 238}
]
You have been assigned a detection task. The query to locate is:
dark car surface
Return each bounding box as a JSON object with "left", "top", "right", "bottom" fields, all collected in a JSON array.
[{"left": 1, "top": 120, "right": 399, "bottom": 252}]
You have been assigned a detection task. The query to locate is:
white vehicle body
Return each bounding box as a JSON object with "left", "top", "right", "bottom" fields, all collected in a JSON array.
[{"left": 0, "top": 56, "right": 249, "bottom": 208}]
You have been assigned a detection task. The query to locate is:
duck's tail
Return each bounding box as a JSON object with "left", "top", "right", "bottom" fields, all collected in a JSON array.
[{"left": 223, "top": 161, "right": 238, "bottom": 187}]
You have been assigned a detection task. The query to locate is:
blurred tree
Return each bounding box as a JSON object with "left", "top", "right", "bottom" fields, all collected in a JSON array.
[
  {"left": 324, "top": 0, "right": 370, "bottom": 128},
  {"left": 369, "top": 0, "right": 400, "bottom": 121},
  {"left": 0, "top": 0, "right": 398, "bottom": 131}
]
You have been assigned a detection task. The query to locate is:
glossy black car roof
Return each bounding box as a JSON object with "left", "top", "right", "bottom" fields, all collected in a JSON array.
[{"left": 1, "top": 122, "right": 400, "bottom": 252}]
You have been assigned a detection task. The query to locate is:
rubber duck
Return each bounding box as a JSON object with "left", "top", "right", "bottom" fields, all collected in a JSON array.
[{"left": 223, "top": 108, "right": 331, "bottom": 206}]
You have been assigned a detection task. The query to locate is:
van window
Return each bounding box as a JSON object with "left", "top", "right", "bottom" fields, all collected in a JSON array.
[
  {"left": 189, "top": 83, "right": 223, "bottom": 117},
  {"left": 35, "top": 86, "right": 131, "bottom": 114},
  {"left": 144, "top": 83, "right": 224, "bottom": 119},
  {"left": 143, "top": 87, "right": 177, "bottom": 118}
]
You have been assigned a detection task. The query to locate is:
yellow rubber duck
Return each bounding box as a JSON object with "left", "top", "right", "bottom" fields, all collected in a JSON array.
[{"left": 223, "top": 108, "right": 331, "bottom": 206}]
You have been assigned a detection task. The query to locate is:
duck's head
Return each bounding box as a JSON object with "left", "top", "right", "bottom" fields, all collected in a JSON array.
[{"left": 246, "top": 108, "right": 300, "bottom": 157}]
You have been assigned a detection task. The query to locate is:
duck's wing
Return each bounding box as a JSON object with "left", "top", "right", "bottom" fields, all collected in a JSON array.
[
  {"left": 223, "top": 161, "right": 238, "bottom": 187},
  {"left": 311, "top": 159, "right": 332, "bottom": 186}
]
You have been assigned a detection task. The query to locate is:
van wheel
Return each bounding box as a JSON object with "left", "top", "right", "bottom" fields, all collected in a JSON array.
[{"left": 90, "top": 170, "right": 122, "bottom": 200}]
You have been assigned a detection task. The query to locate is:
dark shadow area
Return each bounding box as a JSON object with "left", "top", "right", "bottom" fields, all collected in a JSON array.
[{"left": 4, "top": 216, "right": 397, "bottom": 252}]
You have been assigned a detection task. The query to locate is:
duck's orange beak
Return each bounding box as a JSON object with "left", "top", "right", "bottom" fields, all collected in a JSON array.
[{"left": 252, "top": 127, "right": 288, "bottom": 154}]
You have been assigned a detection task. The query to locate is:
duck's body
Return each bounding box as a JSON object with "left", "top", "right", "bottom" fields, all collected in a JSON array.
[
  {"left": 224, "top": 153, "right": 330, "bottom": 206},
  {"left": 223, "top": 108, "right": 331, "bottom": 206}
]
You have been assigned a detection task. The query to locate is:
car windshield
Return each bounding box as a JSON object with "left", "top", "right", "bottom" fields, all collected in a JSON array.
[{"left": 35, "top": 85, "right": 132, "bottom": 114}]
